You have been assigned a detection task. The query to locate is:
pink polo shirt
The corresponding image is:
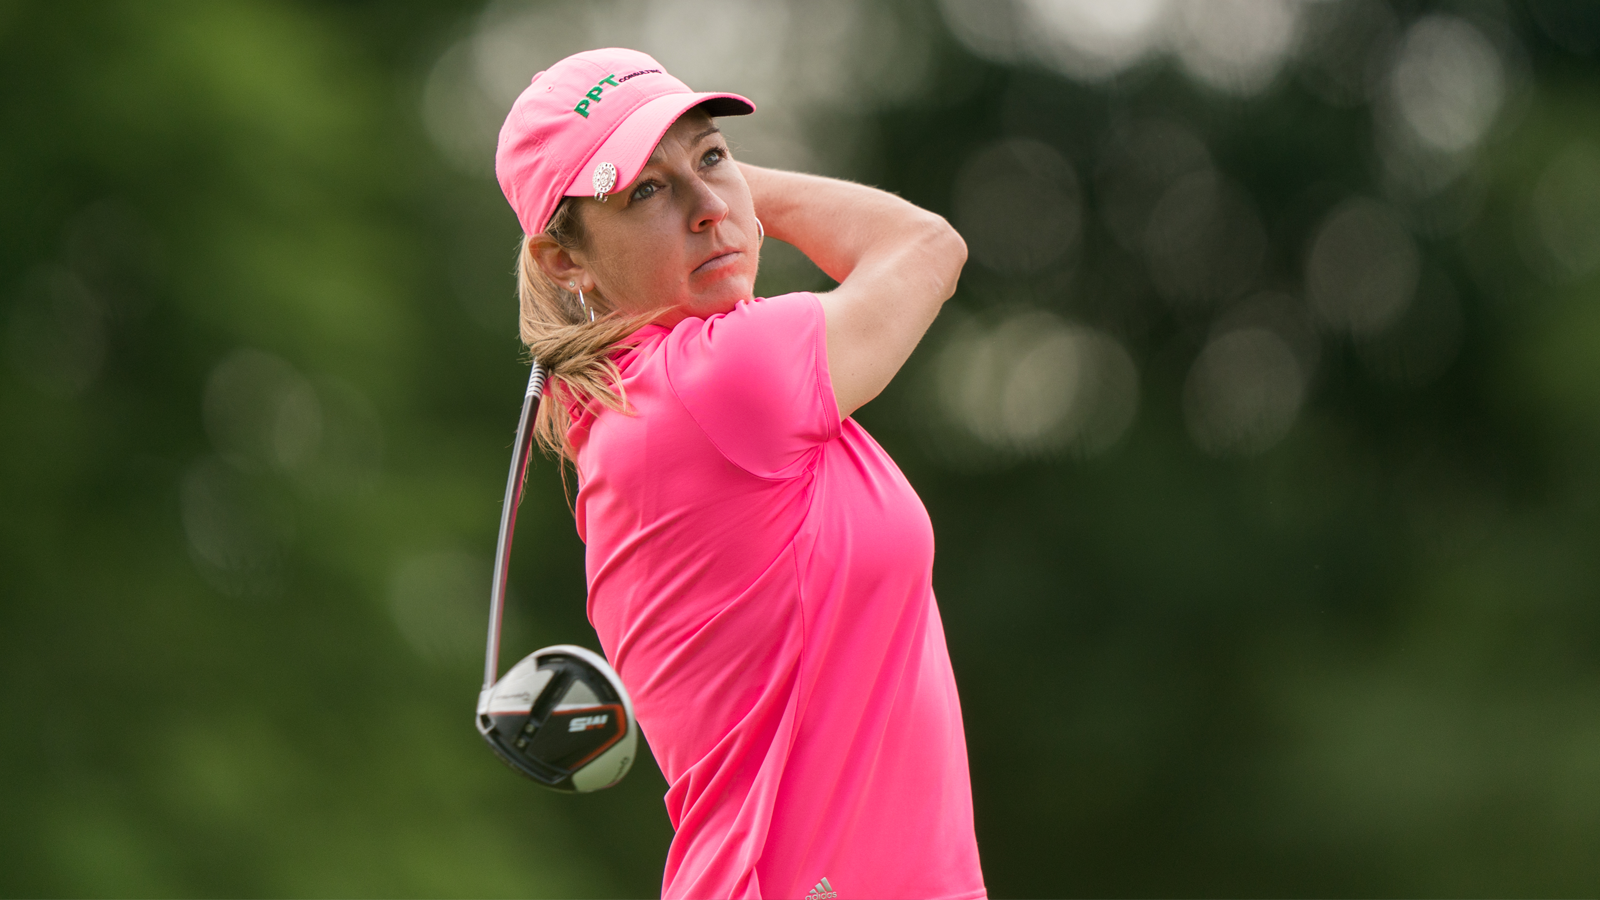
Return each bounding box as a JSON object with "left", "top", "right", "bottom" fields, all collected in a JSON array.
[{"left": 572, "top": 292, "right": 984, "bottom": 900}]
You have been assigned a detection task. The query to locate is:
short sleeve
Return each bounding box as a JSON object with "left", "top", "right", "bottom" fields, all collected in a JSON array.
[{"left": 663, "top": 292, "right": 840, "bottom": 479}]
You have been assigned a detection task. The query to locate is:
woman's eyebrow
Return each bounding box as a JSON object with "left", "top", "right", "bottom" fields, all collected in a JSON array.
[{"left": 645, "top": 126, "right": 724, "bottom": 166}]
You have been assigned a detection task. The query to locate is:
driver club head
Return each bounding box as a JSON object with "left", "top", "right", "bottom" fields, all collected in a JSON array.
[{"left": 476, "top": 644, "right": 637, "bottom": 793}]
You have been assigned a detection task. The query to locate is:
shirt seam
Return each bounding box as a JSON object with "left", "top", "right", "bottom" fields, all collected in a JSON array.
[
  {"left": 808, "top": 293, "right": 843, "bottom": 437},
  {"left": 787, "top": 511, "right": 816, "bottom": 734},
  {"left": 662, "top": 294, "right": 831, "bottom": 483}
]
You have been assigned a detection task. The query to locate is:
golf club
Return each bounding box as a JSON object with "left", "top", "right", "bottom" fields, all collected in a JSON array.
[{"left": 475, "top": 362, "right": 638, "bottom": 792}]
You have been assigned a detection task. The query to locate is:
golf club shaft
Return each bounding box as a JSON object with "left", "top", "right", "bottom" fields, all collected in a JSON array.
[{"left": 484, "top": 362, "right": 546, "bottom": 689}]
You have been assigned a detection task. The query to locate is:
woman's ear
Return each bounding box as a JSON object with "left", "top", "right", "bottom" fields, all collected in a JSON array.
[{"left": 528, "top": 235, "right": 590, "bottom": 292}]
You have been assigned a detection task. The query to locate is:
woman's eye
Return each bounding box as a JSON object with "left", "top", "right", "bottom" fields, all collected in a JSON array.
[
  {"left": 702, "top": 147, "right": 725, "bottom": 167},
  {"left": 630, "top": 181, "right": 659, "bottom": 202}
]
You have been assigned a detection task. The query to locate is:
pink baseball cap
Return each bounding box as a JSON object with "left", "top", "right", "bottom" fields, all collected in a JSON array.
[{"left": 495, "top": 48, "right": 755, "bottom": 236}]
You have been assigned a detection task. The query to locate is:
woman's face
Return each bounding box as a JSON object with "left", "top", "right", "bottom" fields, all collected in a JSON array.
[{"left": 543, "top": 109, "right": 760, "bottom": 326}]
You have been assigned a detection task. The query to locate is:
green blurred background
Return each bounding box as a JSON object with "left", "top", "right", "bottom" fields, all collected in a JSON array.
[{"left": 5, "top": 0, "right": 1600, "bottom": 896}]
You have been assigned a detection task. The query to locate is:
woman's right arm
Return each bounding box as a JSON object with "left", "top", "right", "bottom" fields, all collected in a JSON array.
[{"left": 740, "top": 163, "right": 967, "bottom": 419}]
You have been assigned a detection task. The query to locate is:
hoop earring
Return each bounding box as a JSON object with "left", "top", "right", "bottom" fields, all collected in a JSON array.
[
  {"left": 568, "top": 280, "right": 594, "bottom": 322},
  {"left": 755, "top": 217, "right": 765, "bottom": 247}
]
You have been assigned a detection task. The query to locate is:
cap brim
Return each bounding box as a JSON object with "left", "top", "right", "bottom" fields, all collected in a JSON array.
[{"left": 562, "top": 91, "right": 754, "bottom": 201}]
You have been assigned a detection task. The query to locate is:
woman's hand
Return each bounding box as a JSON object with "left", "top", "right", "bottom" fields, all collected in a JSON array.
[{"left": 740, "top": 162, "right": 967, "bottom": 419}]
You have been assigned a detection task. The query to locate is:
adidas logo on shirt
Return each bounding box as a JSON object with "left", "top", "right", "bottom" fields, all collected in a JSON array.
[{"left": 805, "top": 876, "right": 837, "bottom": 899}]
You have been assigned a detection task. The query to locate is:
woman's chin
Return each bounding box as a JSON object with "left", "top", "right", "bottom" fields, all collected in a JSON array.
[{"left": 693, "top": 281, "right": 758, "bottom": 315}]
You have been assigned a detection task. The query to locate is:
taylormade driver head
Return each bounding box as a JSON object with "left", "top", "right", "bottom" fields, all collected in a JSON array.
[{"left": 477, "top": 644, "right": 638, "bottom": 792}]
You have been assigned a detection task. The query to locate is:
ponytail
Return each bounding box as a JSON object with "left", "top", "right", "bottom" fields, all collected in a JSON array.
[{"left": 516, "top": 198, "right": 657, "bottom": 462}]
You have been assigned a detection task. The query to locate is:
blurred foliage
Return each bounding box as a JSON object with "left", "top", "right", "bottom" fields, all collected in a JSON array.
[{"left": 3, "top": 0, "right": 1600, "bottom": 897}]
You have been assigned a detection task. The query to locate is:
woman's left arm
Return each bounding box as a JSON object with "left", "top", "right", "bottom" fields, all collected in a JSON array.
[{"left": 741, "top": 163, "right": 966, "bottom": 418}]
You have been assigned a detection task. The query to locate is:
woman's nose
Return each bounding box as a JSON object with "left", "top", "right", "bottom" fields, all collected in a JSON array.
[{"left": 686, "top": 177, "right": 730, "bottom": 233}]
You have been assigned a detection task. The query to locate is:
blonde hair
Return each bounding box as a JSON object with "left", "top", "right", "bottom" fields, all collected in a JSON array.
[{"left": 516, "top": 198, "right": 658, "bottom": 461}]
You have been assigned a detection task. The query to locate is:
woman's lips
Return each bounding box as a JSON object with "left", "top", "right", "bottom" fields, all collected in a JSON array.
[{"left": 693, "top": 250, "right": 741, "bottom": 275}]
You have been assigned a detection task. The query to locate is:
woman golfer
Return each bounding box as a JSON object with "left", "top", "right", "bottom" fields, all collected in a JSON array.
[{"left": 494, "top": 48, "right": 985, "bottom": 899}]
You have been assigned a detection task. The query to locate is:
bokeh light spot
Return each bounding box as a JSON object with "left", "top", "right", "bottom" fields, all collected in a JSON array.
[
  {"left": 4, "top": 265, "right": 107, "bottom": 397},
  {"left": 181, "top": 457, "right": 294, "bottom": 600},
  {"left": 1016, "top": 0, "right": 1169, "bottom": 82},
  {"left": 1306, "top": 197, "right": 1420, "bottom": 335},
  {"left": 1096, "top": 118, "right": 1213, "bottom": 254},
  {"left": 1170, "top": 0, "right": 1299, "bottom": 96},
  {"left": 202, "top": 350, "right": 384, "bottom": 492},
  {"left": 1183, "top": 327, "right": 1305, "bottom": 456},
  {"left": 954, "top": 138, "right": 1082, "bottom": 275},
  {"left": 1388, "top": 15, "right": 1505, "bottom": 155},
  {"left": 937, "top": 311, "right": 1138, "bottom": 460},
  {"left": 1295, "top": 0, "right": 1399, "bottom": 108},
  {"left": 1527, "top": 142, "right": 1600, "bottom": 282},
  {"left": 1143, "top": 171, "right": 1266, "bottom": 306},
  {"left": 204, "top": 349, "right": 321, "bottom": 475},
  {"left": 388, "top": 550, "right": 495, "bottom": 667}
]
